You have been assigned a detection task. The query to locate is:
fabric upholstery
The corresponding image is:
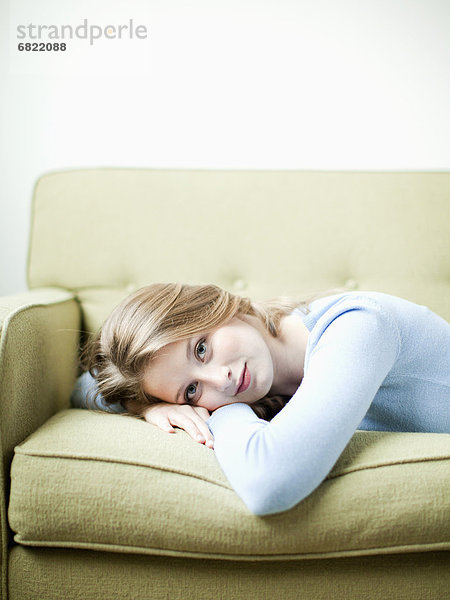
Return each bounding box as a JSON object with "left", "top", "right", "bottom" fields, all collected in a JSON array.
[
  {"left": 9, "top": 409, "right": 450, "bottom": 559},
  {"left": 28, "top": 170, "right": 450, "bottom": 333},
  {"left": 0, "top": 289, "right": 80, "bottom": 600},
  {"left": 8, "top": 546, "right": 450, "bottom": 600}
]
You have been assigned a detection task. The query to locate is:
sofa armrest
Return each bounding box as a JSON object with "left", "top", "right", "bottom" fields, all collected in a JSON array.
[{"left": 0, "top": 287, "right": 81, "bottom": 598}]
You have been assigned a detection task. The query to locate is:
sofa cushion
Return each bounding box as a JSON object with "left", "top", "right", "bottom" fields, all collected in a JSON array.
[
  {"left": 8, "top": 409, "right": 450, "bottom": 560},
  {"left": 29, "top": 170, "right": 450, "bottom": 332}
]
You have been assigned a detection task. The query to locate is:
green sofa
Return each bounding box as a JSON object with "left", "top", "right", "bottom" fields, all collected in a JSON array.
[{"left": 1, "top": 169, "right": 449, "bottom": 599}]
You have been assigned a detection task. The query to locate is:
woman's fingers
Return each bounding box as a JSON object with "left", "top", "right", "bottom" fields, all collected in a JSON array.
[
  {"left": 168, "top": 408, "right": 214, "bottom": 449},
  {"left": 191, "top": 407, "right": 214, "bottom": 447},
  {"left": 141, "top": 403, "right": 214, "bottom": 448},
  {"left": 192, "top": 406, "right": 211, "bottom": 420},
  {"left": 142, "top": 407, "right": 175, "bottom": 433}
]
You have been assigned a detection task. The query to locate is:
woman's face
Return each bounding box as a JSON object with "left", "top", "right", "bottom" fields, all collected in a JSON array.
[{"left": 142, "top": 316, "right": 275, "bottom": 412}]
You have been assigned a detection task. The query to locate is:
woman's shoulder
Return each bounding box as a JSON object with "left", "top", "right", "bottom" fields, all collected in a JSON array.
[
  {"left": 300, "top": 290, "right": 449, "bottom": 364},
  {"left": 304, "top": 290, "right": 440, "bottom": 324},
  {"left": 296, "top": 290, "right": 401, "bottom": 333}
]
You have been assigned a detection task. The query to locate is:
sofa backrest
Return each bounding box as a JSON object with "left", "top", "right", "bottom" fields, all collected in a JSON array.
[{"left": 28, "top": 169, "right": 450, "bottom": 331}]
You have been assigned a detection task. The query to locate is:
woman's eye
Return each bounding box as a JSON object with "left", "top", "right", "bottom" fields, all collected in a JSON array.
[
  {"left": 185, "top": 383, "right": 197, "bottom": 402},
  {"left": 195, "top": 340, "right": 207, "bottom": 361}
]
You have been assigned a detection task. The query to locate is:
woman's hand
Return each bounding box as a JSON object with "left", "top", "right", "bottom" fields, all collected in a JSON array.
[{"left": 127, "top": 400, "right": 214, "bottom": 449}]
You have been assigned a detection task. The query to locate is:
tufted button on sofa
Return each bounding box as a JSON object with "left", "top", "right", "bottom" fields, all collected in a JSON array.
[{"left": 1, "top": 169, "right": 449, "bottom": 600}]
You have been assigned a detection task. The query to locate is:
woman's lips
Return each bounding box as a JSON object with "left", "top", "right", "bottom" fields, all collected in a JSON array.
[{"left": 236, "top": 364, "right": 251, "bottom": 394}]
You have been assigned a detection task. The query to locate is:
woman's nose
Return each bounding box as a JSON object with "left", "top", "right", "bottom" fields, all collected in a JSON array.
[{"left": 202, "top": 366, "right": 232, "bottom": 392}]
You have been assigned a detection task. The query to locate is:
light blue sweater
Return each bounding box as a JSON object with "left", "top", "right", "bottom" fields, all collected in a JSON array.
[{"left": 206, "top": 292, "right": 450, "bottom": 516}]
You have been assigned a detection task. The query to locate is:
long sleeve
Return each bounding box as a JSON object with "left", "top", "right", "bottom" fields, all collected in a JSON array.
[
  {"left": 207, "top": 299, "right": 401, "bottom": 516},
  {"left": 71, "top": 371, "right": 126, "bottom": 414}
]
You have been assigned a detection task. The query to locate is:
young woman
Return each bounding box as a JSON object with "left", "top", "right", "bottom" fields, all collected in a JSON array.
[{"left": 73, "top": 283, "right": 450, "bottom": 516}]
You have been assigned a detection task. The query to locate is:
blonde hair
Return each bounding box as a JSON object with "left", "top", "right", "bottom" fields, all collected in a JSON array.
[{"left": 83, "top": 282, "right": 344, "bottom": 420}]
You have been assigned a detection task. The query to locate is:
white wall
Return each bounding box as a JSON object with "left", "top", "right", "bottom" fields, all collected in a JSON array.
[{"left": 1, "top": 0, "right": 449, "bottom": 296}]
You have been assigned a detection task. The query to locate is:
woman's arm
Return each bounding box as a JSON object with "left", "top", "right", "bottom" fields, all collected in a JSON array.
[
  {"left": 71, "top": 371, "right": 214, "bottom": 447},
  {"left": 127, "top": 401, "right": 214, "bottom": 448},
  {"left": 207, "top": 302, "right": 400, "bottom": 516},
  {"left": 71, "top": 371, "right": 126, "bottom": 413}
]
